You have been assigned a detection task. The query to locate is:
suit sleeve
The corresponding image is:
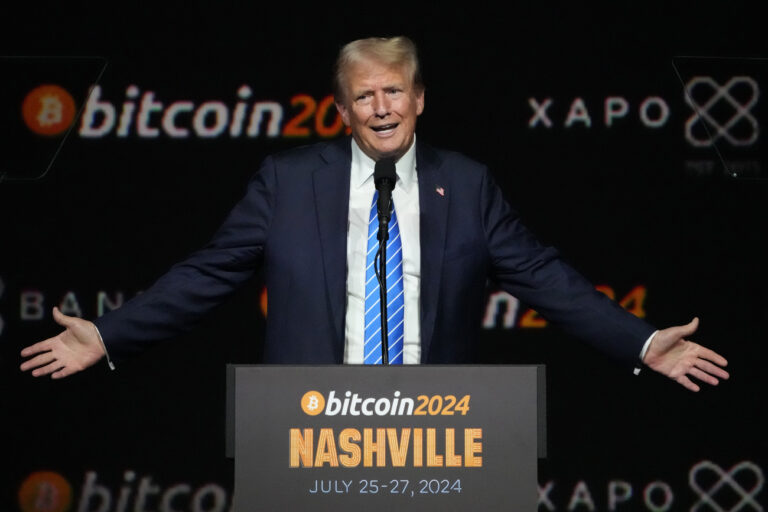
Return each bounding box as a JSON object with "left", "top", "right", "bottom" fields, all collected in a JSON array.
[
  {"left": 93, "top": 156, "right": 278, "bottom": 362},
  {"left": 480, "top": 168, "right": 655, "bottom": 367}
]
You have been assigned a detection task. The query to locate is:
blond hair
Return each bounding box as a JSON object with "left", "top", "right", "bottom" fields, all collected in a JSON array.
[{"left": 333, "top": 36, "right": 424, "bottom": 103}]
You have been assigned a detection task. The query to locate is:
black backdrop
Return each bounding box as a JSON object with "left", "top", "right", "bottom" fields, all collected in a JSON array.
[{"left": 1, "top": 3, "right": 766, "bottom": 511}]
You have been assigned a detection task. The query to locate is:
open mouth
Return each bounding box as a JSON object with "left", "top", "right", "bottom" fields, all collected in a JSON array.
[{"left": 371, "top": 123, "right": 398, "bottom": 133}]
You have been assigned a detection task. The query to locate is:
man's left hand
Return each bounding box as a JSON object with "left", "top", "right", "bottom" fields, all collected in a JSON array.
[{"left": 643, "top": 317, "right": 729, "bottom": 391}]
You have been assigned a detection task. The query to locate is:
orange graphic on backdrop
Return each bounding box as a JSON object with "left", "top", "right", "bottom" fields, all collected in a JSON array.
[
  {"left": 18, "top": 471, "right": 73, "bottom": 512},
  {"left": 22, "top": 85, "right": 76, "bottom": 136},
  {"left": 260, "top": 286, "right": 268, "bottom": 317}
]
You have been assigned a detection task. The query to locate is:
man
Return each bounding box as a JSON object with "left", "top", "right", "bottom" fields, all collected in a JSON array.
[{"left": 20, "top": 36, "right": 729, "bottom": 391}]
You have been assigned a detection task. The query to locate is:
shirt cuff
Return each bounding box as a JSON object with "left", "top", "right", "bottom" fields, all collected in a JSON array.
[
  {"left": 93, "top": 324, "right": 116, "bottom": 370},
  {"left": 633, "top": 330, "right": 658, "bottom": 376}
]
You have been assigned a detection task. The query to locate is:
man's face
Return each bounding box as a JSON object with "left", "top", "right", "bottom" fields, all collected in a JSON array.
[{"left": 335, "top": 59, "right": 425, "bottom": 161}]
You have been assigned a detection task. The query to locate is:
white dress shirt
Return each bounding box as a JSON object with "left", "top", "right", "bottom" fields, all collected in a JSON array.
[{"left": 344, "top": 137, "right": 421, "bottom": 364}]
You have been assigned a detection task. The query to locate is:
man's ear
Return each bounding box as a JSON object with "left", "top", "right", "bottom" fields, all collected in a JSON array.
[
  {"left": 335, "top": 101, "right": 351, "bottom": 126},
  {"left": 416, "top": 89, "right": 425, "bottom": 116}
]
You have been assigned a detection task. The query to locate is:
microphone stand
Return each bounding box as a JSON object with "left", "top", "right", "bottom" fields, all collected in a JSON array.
[{"left": 376, "top": 209, "right": 390, "bottom": 365}]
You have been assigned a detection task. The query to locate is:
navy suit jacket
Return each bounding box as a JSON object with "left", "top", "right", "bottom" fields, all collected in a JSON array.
[{"left": 95, "top": 136, "right": 655, "bottom": 367}]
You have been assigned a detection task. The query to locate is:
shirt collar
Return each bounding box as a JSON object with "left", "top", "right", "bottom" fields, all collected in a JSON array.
[{"left": 350, "top": 135, "right": 417, "bottom": 193}]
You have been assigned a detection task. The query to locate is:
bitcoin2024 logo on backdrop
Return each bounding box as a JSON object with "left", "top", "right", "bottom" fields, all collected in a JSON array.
[
  {"left": 22, "top": 85, "right": 76, "bottom": 136},
  {"left": 685, "top": 76, "right": 760, "bottom": 148}
]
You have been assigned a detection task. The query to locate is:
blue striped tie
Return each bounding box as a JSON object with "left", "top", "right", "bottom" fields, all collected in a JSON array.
[{"left": 364, "top": 191, "right": 404, "bottom": 364}]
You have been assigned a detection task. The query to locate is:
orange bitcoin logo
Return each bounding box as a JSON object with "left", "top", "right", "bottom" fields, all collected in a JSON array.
[
  {"left": 301, "top": 390, "right": 325, "bottom": 416},
  {"left": 18, "top": 471, "right": 73, "bottom": 512},
  {"left": 22, "top": 85, "right": 76, "bottom": 136}
]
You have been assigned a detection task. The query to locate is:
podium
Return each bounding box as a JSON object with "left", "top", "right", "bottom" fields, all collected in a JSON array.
[{"left": 226, "top": 365, "right": 546, "bottom": 511}]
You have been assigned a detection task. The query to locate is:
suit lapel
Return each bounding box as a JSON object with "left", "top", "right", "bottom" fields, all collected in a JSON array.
[
  {"left": 313, "top": 138, "right": 352, "bottom": 354},
  {"left": 416, "top": 142, "right": 448, "bottom": 362}
]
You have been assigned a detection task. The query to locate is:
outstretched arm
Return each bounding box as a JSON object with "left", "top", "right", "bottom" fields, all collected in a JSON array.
[
  {"left": 643, "top": 317, "right": 729, "bottom": 391},
  {"left": 20, "top": 307, "right": 106, "bottom": 379}
]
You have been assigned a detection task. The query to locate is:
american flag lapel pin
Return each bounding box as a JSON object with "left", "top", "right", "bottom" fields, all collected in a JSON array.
[{"left": 436, "top": 186, "right": 445, "bottom": 197}]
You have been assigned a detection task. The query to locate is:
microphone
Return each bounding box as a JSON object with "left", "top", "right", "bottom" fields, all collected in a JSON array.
[{"left": 374, "top": 158, "right": 397, "bottom": 241}]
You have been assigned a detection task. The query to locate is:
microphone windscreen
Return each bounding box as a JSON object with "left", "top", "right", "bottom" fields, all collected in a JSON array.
[{"left": 374, "top": 158, "right": 397, "bottom": 187}]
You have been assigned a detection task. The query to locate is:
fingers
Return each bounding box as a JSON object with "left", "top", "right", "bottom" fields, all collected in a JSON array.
[
  {"left": 31, "top": 360, "right": 65, "bottom": 378},
  {"left": 676, "top": 374, "right": 701, "bottom": 392},
  {"left": 688, "top": 367, "right": 719, "bottom": 386},
  {"left": 20, "top": 338, "right": 55, "bottom": 358},
  {"left": 697, "top": 346, "right": 728, "bottom": 367},
  {"left": 676, "top": 354, "right": 729, "bottom": 391},
  {"left": 694, "top": 359, "right": 730, "bottom": 380},
  {"left": 20, "top": 351, "right": 57, "bottom": 372},
  {"left": 51, "top": 366, "right": 74, "bottom": 379}
]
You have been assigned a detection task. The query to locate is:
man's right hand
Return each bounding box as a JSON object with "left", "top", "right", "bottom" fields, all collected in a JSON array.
[{"left": 20, "top": 307, "right": 106, "bottom": 379}]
